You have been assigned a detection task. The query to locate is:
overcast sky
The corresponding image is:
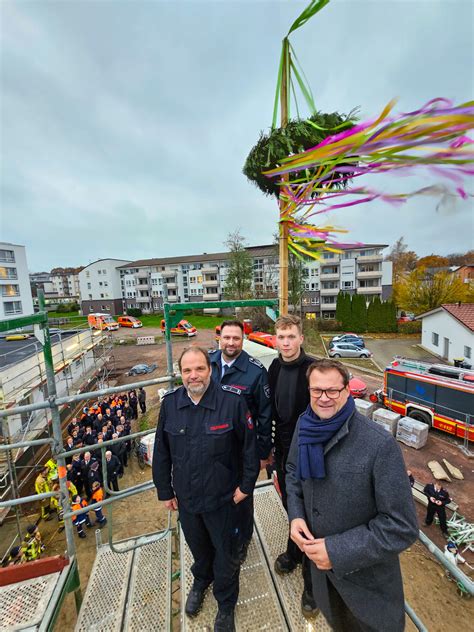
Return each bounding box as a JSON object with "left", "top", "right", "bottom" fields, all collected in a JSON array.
[{"left": 1, "top": 0, "right": 473, "bottom": 272}]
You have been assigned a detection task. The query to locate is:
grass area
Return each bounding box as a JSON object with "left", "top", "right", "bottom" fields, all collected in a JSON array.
[
  {"left": 302, "top": 325, "right": 326, "bottom": 357},
  {"left": 45, "top": 311, "right": 221, "bottom": 331}
]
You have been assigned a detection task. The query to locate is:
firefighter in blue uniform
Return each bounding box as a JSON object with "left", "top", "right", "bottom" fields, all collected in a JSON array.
[
  {"left": 153, "top": 346, "right": 259, "bottom": 632},
  {"left": 209, "top": 320, "right": 272, "bottom": 561}
]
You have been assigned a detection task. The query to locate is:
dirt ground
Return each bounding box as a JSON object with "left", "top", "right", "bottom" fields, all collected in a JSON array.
[{"left": 2, "top": 329, "right": 473, "bottom": 631}]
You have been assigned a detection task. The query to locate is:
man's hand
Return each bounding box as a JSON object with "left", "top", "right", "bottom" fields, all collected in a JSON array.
[
  {"left": 430, "top": 497, "right": 436, "bottom": 503},
  {"left": 290, "top": 518, "right": 315, "bottom": 551},
  {"left": 303, "top": 538, "right": 333, "bottom": 570},
  {"left": 233, "top": 487, "right": 248, "bottom": 505},
  {"left": 164, "top": 498, "right": 178, "bottom": 511}
]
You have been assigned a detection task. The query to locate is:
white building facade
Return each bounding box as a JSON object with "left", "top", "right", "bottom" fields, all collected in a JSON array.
[
  {"left": 0, "top": 242, "right": 34, "bottom": 319},
  {"left": 418, "top": 304, "right": 474, "bottom": 364},
  {"left": 79, "top": 259, "right": 130, "bottom": 315}
]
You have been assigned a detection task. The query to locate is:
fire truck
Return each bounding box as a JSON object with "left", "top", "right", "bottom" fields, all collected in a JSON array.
[{"left": 371, "top": 357, "right": 474, "bottom": 442}]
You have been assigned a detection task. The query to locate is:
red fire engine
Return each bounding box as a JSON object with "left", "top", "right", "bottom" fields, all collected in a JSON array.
[{"left": 372, "top": 357, "right": 474, "bottom": 442}]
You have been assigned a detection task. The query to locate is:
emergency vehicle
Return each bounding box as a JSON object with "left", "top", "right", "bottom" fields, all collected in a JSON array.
[
  {"left": 87, "top": 313, "right": 119, "bottom": 331},
  {"left": 371, "top": 357, "right": 474, "bottom": 441},
  {"left": 247, "top": 331, "right": 277, "bottom": 349},
  {"left": 118, "top": 316, "right": 142, "bottom": 328},
  {"left": 160, "top": 319, "right": 197, "bottom": 337}
]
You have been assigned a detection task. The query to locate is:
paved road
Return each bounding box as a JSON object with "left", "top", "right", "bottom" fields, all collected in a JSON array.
[
  {"left": 0, "top": 332, "right": 77, "bottom": 369},
  {"left": 366, "top": 337, "right": 442, "bottom": 371}
]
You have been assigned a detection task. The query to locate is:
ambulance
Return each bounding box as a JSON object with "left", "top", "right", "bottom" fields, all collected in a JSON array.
[{"left": 87, "top": 313, "right": 119, "bottom": 331}]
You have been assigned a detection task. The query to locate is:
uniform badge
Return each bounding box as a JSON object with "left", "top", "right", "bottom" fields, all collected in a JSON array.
[
  {"left": 264, "top": 384, "right": 270, "bottom": 399},
  {"left": 246, "top": 412, "right": 254, "bottom": 430}
]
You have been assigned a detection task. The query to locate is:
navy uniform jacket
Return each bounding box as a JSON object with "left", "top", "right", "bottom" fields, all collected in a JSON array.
[
  {"left": 209, "top": 349, "right": 272, "bottom": 460},
  {"left": 424, "top": 483, "right": 451, "bottom": 506},
  {"left": 153, "top": 380, "right": 260, "bottom": 514}
]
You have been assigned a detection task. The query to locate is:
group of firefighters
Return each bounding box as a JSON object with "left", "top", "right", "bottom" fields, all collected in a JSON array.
[{"left": 2, "top": 389, "right": 147, "bottom": 566}]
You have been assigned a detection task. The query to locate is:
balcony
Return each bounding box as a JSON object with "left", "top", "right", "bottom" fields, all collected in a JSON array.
[
  {"left": 319, "top": 272, "right": 339, "bottom": 281},
  {"left": 166, "top": 295, "right": 178, "bottom": 303},
  {"left": 358, "top": 286, "right": 382, "bottom": 295},
  {"left": 320, "top": 256, "right": 340, "bottom": 265},
  {"left": 162, "top": 268, "right": 178, "bottom": 277},
  {"left": 320, "top": 302, "right": 337, "bottom": 310},
  {"left": 202, "top": 266, "right": 218, "bottom": 274},
  {"left": 202, "top": 279, "right": 218, "bottom": 287},
  {"left": 136, "top": 280, "right": 150, "bottom": 288},
  {"left": 320, "top": 286, "right": 339, "bottom": 295},
  {"left": 164, "top": 282, "right": 177, "bottom": 290},
  {"left": 203, "top": 292, "right": 220, "bottom": 301},
  {"left": 357, "top": 254, "right": 383, "bottom": 263},
  {"left": 357, "top": 270, "right": 382, "bottom": 279},
  {"left": 136, "top": 296, "right": 151, "bottom": 303}
]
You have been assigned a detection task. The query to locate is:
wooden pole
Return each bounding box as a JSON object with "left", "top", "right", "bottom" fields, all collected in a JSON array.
[{"left": 279, "top": 39, "right": 289, "bottom": 315}]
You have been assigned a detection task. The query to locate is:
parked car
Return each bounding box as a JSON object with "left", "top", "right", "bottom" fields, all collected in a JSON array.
[
  {"left": 330, "top": 334, "right": 365, "bottom": 348},
  {"left": 127, "top": 363, "right": 157, "bottom": 376},
  {"left": 247, "top": 331, "right": 277, "bottom": 349},
  {"left": 87, "top": 313, "right": 119, "bottom": 331},
  {"left": 349, "top": 376, "right": 368, "bottom": 398},
  {"left": 118, "top": 316, "right": 143, "bottom": 328},
  {"left": 329, "top": 343, "right": 372, "bottom": 358}
]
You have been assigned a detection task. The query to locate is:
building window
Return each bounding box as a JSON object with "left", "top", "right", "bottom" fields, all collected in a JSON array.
[
  {"left": 0, "top": 267, "right": 18, "bottom": 280},
  {"left": 4, "top": 300, "right": 22, "bottom": 315},
  {"left": 86, "top": 271, "right": 90, "bottom": 277},
  {"left": 432, "top": 332, "right": 439, "bottom": 346},
  {"left": 343, "top": 281, "right": 353, "bottom": 289},
  {"left": 0, "top": 249, "right": 15, "bottom": 263},
  {"left": 464, "top": 346, "right": 472, "bottom": 359},
  {"left": 311, "top": 297, "right": 319, "bottom": 305},
  {"left": 103, "top": 269, "right": 107, "bottom": 274},
  {"left": 1, "top": 284, "right": 20, "bottom": 297}
]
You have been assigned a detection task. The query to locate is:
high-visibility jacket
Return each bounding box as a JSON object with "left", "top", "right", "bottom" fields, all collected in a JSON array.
[
  {"left": 22, "top": 536, "right": 44, "bottom": 562},
  {"left": 67, "top": 481, "right": 78, "bottom": 499},
  {"left": 72, "top": 499, "right": 88, "bottom": 523},
  {"left": 35, "top": 473, "right": 50, "bottom": 495},
  {"left": 45, "top": 459, "right": 58, "bottom": 481},
  {"left": 91, "top": 488, "right": 104, "bottom": 504}
]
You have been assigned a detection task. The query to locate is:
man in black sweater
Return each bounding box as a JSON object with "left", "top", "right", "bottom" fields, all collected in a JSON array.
[{"left": 268, "top": 314, "right": 317, "bottom": 617}]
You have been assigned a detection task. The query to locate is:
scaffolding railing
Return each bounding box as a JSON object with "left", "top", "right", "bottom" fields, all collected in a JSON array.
[{"left": 1, "top": 295, "right": 458, "bottom": 632}]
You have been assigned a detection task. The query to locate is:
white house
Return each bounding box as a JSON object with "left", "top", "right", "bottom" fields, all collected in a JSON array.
[
  {"left": 0, "top": 242, "right": 34, "bottom": 319},
  {"left": 417, "top": 303, "right": 474, "bottom": 364},
  {"left": 79, "top": 258, "right": 130, "bottom": 315}
]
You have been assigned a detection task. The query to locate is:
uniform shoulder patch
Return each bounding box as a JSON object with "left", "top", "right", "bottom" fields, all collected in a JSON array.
[
  {"left": 222, "top": 384, "right": 242, "bottom": 395},
  {"left": 162, "top": 387, "right": 179, "bottom": 398},
  {"left": 248, "top": 356, "right": 264, "bottom": 369},
  {"left": 264, "top": 384, "right": 271, "bottom": 398}
]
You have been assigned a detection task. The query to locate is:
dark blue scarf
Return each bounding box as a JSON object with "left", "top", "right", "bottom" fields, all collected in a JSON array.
[{"left": 297, "top": 396, "right": 355, "bottom": 480}]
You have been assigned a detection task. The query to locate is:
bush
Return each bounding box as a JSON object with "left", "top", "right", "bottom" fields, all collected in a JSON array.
[
  {"left": 316, "top": 318, "right": 342, "bottom": 332},
  {"left": 398, "top": 320, "right": 422, "bottom": 334},
  {"left": 127, "top": 308, "right": 142, "bottom": 317}
]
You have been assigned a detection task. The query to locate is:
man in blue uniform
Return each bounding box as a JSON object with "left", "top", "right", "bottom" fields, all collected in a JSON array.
[
  {"left": 153, "top": 346, "right": 259, "bottom": 632},
  {"left": 423, "top": 480, "right": 451, "bottom": 538},
  {"left": 209, "top": 320, "right": 272, "bottom": 561}
]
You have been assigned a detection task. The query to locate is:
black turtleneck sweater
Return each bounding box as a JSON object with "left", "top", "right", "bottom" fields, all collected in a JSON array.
[{"left": 268, "top": 350, "right": 314, "bottom": 452}]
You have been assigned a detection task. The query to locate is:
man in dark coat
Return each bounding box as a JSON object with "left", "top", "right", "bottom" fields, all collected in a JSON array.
[
  {"left": 268, "top": 314, "right": 316, "bottom": 615},
  {"left": 286, "top": 359, "right": 418, "bottom": 632},
  {"left": 105, "top": 450, "right": 122, "bottom": 492},
  {"left": 209, "top": 320, "right": 272, "bottom": 562},
  {"left": 153, "top": 346, "right": 259, "bottom": 632},
  {"left": 423, "top": 480, "right": 451, "bottom": 537}
]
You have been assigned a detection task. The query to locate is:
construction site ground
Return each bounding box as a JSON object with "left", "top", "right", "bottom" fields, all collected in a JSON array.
[{"left": 1, "top": 326, "right": 473, "bottom": 631}]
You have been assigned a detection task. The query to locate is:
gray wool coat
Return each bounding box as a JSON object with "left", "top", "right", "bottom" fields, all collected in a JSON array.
[{"left": 286, "top": 409, "right": 418, "bottom": 632}]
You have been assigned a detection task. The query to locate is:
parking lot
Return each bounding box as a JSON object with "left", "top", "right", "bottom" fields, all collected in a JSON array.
[{"left": 367, "top": 337, "right": 443, "bottom": 370}]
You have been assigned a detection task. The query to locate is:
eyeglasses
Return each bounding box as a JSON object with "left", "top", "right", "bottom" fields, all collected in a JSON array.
[{"left": 309, "top": 386, "right": 346, "bottom": 399}]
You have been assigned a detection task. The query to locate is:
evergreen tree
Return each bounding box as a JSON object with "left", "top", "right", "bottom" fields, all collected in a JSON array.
[
  {"left": 350, "top": 294, "right": 367, "bottom": 333},
  {"left": 367, "top": 295, "right": 381, "bottom": 332},
  {"left": 336, "top": 292, "right": 351, "bottom": 330}
]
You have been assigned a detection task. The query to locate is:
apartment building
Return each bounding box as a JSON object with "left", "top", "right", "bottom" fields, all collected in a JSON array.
[
  {"left": 0, "top": 242, "right": 34, "bottom": 319},
  {"left": 79, "top": 259, "right": 131, "bottom": 314},
  {"left": 302, "top": 244, "right": 393, "bottom": 318},
  {"left": 49, "top": 267, "right": 83, "bottom": 301},
  {"left": 117, "top": 244, "right": 391, "bottom": 316}
]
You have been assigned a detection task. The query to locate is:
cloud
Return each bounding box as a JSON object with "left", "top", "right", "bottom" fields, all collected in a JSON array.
[{"left": 1, "top": 0, "right": 472, "bottom": 270}]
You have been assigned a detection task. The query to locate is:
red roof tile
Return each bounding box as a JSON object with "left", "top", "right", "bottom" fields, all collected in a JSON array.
[{"left": 442, "top": 303, "right": 474, "bottom": 332}]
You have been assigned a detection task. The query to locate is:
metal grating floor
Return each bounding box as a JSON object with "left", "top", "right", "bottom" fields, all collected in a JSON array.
[
  {"left": 253, "top": 484, "right": 331, "bottom": 632},
  {"left": 0, "top": 572, "right": 60, "bottom": 631},
  {"left": 75, "top": 532, "right": 172, "bottom": 632},
  {"left": 180, "top": 482, "right": 331, "bottom": 631},
  {"left": 180, "top": 525, "right": 288, "bottom": 632}
]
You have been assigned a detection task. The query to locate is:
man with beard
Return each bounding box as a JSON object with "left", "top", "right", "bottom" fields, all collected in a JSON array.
[
  {"left": 153, "top": 347, "right": 259, "bottom": 632},
  {"left": 209, "top": 320, "right": 272, "bottom": 563}
]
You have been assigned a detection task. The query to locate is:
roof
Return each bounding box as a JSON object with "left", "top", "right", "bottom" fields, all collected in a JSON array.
[
  {"left": 415, "top": 303, "right": 474, "bottom": 332},
  {"left": 117, "top": 243, "right": 389, "bottom": 269},
  {"left": 80, "top": 258, "right": 132, "bottom": 271}
]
